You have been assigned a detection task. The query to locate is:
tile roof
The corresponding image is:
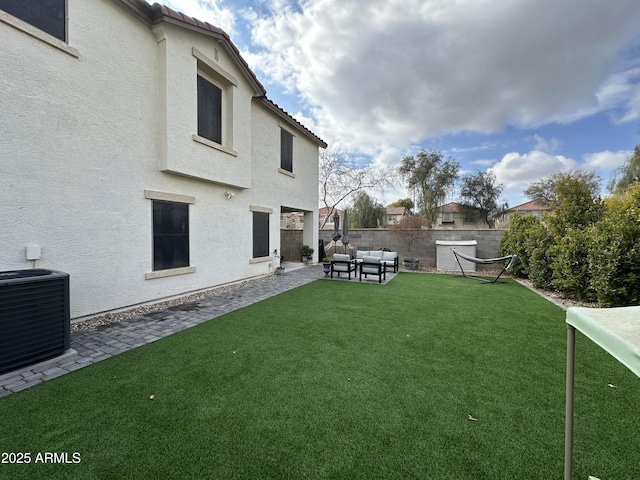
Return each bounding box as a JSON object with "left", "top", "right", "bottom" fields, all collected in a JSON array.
[
  {"left": 438, "top": 202, "right": 465, "bottom": 213},
  {"left": 319, "top": 207, "right": 341, "bottom": 215},
  {"left": 386, "top": 207, "right": 407, "bottom": 215},
  {"left": 508, "top": 199, "right": 551, "bottom": 212}
]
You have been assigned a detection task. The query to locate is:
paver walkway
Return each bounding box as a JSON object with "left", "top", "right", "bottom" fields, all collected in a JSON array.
[{"left": 0, "top": 265, "right": 324, "bottom": 398}]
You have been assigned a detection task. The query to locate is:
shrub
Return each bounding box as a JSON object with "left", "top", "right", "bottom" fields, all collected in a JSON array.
[
  {"left": 498, "top": 214, "right": 541, "bottom": 277},
  {"left": 527, "top": 223, "right": 555, "bottom": 290},
  {"left": 589, "top": 184, "right": 640, "bottom": 307},
  {"left": 551, "top": 227, "right": 596, "bottom": 301}
]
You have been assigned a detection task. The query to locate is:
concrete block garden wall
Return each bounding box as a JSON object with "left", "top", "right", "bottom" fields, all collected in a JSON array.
[{"left": 283, "top": 228, "right": 505, "bottom": 270}]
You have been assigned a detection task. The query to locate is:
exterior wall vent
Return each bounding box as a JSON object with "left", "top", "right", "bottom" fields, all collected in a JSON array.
[{"left": 0, "top": 269, "right": 70, "bottom": 374}]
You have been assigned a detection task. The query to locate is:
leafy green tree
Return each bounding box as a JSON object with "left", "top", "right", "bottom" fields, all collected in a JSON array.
[
  {"left": 545, "top": 173, "right": 603, "bottom": 238},
  {"left": 398, "top": 149, "right": 459, "bottom": 224},
  {"left": 524, "top": 170, "right": 600, "bottom": 205},
  {"left": 388, "top": 198, "right": 415, "bottom": 212},
  {"left": 459, "top": 171, "right": 507, "bottom": 228},
  {"left": 348, "top": 191, "right": 386, "bottom": 228},
  {"left": 608, "top": 144, "right": 640, "bottom": 193}
]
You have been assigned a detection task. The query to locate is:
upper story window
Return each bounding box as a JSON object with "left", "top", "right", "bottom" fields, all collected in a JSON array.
[
  {"left": 192, "top": 48, "right": 237, "bottom": 156},
  {"left": 0, "top": 0, "right": 65, "bottom": 41},
  {"left": 280, "top": 128, "right": 293, "bottom": 173},
  {"left": 197, "top": 74, "right": 222, "bottom": 145}
]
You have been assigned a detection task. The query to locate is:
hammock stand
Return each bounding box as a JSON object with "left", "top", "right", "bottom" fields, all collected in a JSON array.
[{"left": 451, "top": 248, "right": 516, "bottom": 284}]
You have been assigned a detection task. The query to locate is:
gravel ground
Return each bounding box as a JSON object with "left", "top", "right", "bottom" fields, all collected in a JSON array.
[
  {"left": 70, "top": 275, "right": 276, "bottom": 333},
  {"left": 72, "top": 267, "right": 597, "bottom": 333}
]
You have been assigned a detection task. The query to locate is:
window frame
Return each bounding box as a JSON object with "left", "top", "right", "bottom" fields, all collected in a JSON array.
[
  {"left": 197, "top": 73, "right": 223, "bottom": 145},
  {"left": 0, "top": 0, "right": 66, "bottom": 41},
  {"left": 280, "top": 127, "right": 293, "bottom": 173},
  {"left": 250, "top": 206, "right": 273, "bottom": 261},
  {"left": 0, "top": 0, "right": 78, "bottom": 57},
  {"left": 192, "top": 48, "right": 238, "bottom": 156},
  {"left": 144, "top": 190, "right": 196, "bottom": 279}
]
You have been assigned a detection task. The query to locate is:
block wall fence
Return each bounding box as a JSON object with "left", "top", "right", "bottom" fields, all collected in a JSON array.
[{"left": 281, "top": 228, "right": 505, "bottom": 270}]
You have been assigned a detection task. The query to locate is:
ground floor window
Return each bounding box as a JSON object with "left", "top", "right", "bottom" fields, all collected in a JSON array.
[
  {"left": 252, "top": 211, "right": 270, "bottom": 258},
  {"left": 153, "top": 200, "right": 190, "bottom": 271}
]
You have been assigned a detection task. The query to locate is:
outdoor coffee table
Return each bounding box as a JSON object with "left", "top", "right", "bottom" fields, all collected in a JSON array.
[{"left": 564, "top": 305, "right": 640, "bottom": 480}]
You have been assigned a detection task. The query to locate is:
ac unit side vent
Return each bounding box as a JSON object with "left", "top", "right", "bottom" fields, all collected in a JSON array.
[{"left": 0, "top": 270, "right": 70, "bottom": 374}]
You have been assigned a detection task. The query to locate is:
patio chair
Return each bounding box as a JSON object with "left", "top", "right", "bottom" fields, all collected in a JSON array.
[
  {"left": 331, "top": 254, "right": 356, "bottom": 280},
  {"left": 451, "top": 248, "right": 516, "bottom": 283},
  {"left": 359, "top": 256, "right": 386, "bottom": 283}
]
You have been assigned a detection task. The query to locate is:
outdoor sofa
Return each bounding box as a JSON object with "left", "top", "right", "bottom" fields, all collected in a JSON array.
[{"left": 355, "top": 250, "right": 398, "bottom": 273}]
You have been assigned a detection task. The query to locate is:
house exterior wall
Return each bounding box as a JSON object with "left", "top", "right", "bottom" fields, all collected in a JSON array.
[
  {"left": 434, "top": 211, "right": 489, "bottom": 229},
  {"left": 0, "top": 0, "right": 322, "bottom": 319}
]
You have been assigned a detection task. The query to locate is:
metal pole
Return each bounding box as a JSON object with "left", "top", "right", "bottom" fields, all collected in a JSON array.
[{"left": 564, "top": 324, "right": 576, "bottom": 480}]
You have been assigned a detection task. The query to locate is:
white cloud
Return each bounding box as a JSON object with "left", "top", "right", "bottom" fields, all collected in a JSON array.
[
  {"left": 244, "top": 0, "right": 640, "bottom": 153},
  {"left": 489, "top": 150, "right": 577, "bottom": 191},
  {"left": 532, "top": 135, "right": 561, "bottom": 153},
  {"left": 582, "top": 150, "right": 632, "bottom": 170},
  {"left": 165, "top": 0, "right": 236, "bottom": 35}
]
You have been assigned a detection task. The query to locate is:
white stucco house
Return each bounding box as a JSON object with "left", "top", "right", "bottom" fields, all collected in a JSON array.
[{"left": 0, "top": 0, "right": 326, "bottom": 319}]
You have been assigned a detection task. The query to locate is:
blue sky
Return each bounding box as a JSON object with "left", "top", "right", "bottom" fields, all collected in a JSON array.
[{"left": 167, "top": 0, "right": 640, "bottom": 208}]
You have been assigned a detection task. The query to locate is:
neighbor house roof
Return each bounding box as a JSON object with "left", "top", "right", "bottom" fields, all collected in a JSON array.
[
  {"left": 508, "top": 199, "right": 551, "bottom": 212},
  {"left": 319, "top": 207, "right": 341, "bottom": 216},
  {"left": 386, "top": 207, "right": 408, "bottom": 215},
  {"left": 116, "top": 0, "right": 327, "bottom": 148},
  {"left": 438, "top": 202, "right": 466, "bottom": 213}
]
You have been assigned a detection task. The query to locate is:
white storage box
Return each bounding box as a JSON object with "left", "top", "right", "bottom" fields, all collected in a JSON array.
[{"left": 436, "top": 240, "right": 477, "bottom": 272}]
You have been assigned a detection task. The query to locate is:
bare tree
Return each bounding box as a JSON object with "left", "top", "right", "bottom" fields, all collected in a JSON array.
[
  {"left": 388, "top": 215, "right": 431, "bottom": 254},
  {"left": 319, "top": 150, "right": 395, "bottom": 229}
]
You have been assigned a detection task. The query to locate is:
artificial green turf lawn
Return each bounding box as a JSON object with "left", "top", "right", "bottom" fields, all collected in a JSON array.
[{"left": 1, "top": 273, "right": 638, "bottom": 479}]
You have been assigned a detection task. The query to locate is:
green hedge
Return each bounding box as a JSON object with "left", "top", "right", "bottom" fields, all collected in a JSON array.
[
  {"left": 501, "top": 185, "right": 640, "bottom": 307},
  {"left": 588, "top": 184, "right": 640, "bottom": 307}
]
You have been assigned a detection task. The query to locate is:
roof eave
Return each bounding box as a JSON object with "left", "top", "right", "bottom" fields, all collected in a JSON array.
[{"left": 256, "top": 97, "right": 327, "bottom": 148}]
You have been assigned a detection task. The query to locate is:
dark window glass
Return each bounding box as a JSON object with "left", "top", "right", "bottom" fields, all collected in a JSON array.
[
  {"left": 280, "top": 129, "right": 293, "bottom": 172},
  {"left": 0, "top": 0, "right": 66, "bottom": 41},
  {"left": 197, "top": 75, "right": 222, "bottom": 144},
  {"left": 252, "top": 212, "right": 269, "bottom": 258},
  {"left": 153, "top": 201, "right": 189, "bottom": 271}
]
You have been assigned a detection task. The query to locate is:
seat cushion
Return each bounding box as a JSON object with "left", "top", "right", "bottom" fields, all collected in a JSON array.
[
  {"left": 382, "top": 251, "right": 397, "bottom": 261},
  {"left": 356, "top": 250, "right": 369, "bottom": 260}
]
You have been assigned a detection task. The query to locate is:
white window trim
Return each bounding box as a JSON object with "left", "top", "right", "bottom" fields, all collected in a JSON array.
[
  {"left": 144, "top": 189, "right": 195, "bottom": 204},
  {"left": 278, "top": 168, "right": 295, "bottom": 178},
  {"left": 192, "top": 134, "right": 238, "bottom": 157},
  {"left": 250, "top": 205, "right": 273, "bottom": 213},
  {"left": 0, "top": 9, "right": 79, "bottom": 58},
  {"left": 145, "top": 266, "right": 196, "bottom": 280}
]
